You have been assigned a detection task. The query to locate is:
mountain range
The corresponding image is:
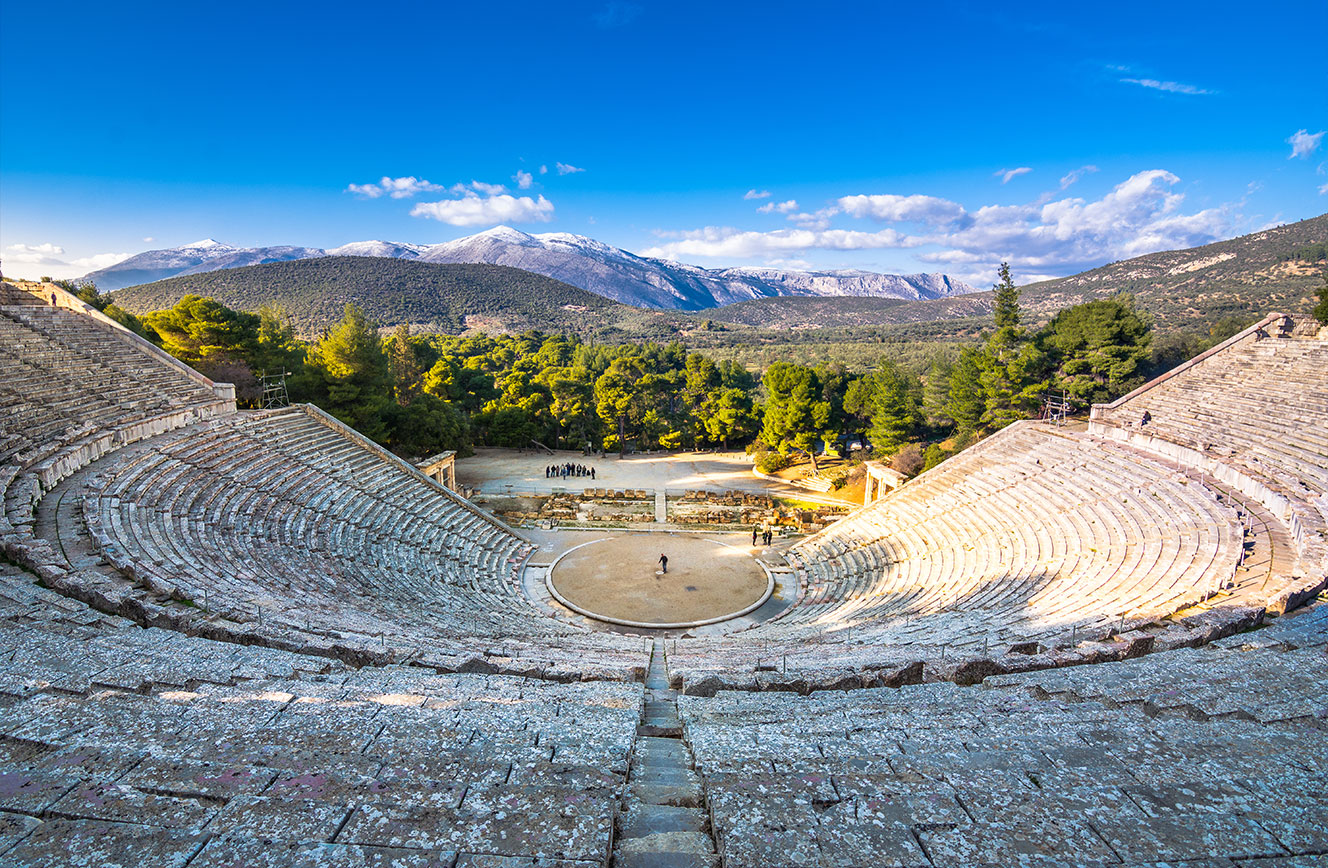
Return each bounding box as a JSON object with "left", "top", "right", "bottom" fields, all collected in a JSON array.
[{"left": 81, "top": 227, "right": 977, "bottom": 310}]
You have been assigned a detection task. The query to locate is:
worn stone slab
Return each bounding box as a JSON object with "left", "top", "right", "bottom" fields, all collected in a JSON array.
[
  {"left": 48, "top": 781, "right": 216, "bottom": 829},
  {"left": 0, "top": 770, "right": 75, "bottom": 814},
  {"left": 189, "top": 835, "right": 457, "bottom": 867},
  {"left": 452, "top": 855, "right": 604, "bottom": 868},
  {"left": 917, "top": 814, "right": 1118, "bottom": 866},
  {"left": 0, "top": 809, "right": 41, "bottom": 853},
  {"left": 715, "top": 824, "right": 821, "bottom": 868},
  {"left": 207, "top": 795, "right": 353, "bottom": 843},
  {"left": 2, "top": 817, "right": 206, "bottom": 868},
  {"left": 119, "top": 757, "right": 278, "bottom": 800},
  {"left": 1091, "top": 814, "right": 1288, "bottom": 862},
  {"left": 815, "top": 803, "right": 929, "bottom": 867},
  {"left": 339, "top": 799, "right": 614, "bottom": 862}
]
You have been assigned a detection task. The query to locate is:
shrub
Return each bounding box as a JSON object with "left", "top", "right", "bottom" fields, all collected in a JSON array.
[
  {"left": 890, "top": 443, "right": 924, "bottom": 477},
  {"left": 754, "top": 450, "right": 792, "bottom": 474},
  {"left": 923, "top": 443, "right": 950, "bottom": 471}
]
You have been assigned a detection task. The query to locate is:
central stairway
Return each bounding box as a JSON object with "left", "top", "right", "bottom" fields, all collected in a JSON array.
[{"left": 612, "top": 638, "right": 718, "bottom": 867}]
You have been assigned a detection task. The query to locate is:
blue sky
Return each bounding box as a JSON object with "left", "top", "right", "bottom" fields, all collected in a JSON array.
[{"left": 2, "top": 0, "right": 1325, "bottom": 285}]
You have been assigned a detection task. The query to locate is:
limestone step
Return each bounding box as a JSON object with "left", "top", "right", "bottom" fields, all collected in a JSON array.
[
  {"left": 614, "top": 838, "right": 721, "bottom": 868},
  {"left": 619, "top": 803, "right": 707, "bottom": 837}
]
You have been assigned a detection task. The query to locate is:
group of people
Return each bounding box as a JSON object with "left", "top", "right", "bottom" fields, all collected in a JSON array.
[
  {"left": 752, "top": 526, "right": 773, "bottom": 546},
  {"left": 546, "top": 462, "right": 595, "bottom": 480}
]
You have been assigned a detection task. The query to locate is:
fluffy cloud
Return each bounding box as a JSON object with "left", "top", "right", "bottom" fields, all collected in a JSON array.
[
  {"left": 1319, "top": 182, "right": 1328, "bottom": 195},
  {"left": 466, "top": 180, "right": 508, "bottom": 196},
  {"left": 3, "top": 243, "right": 130, "bottom": 280},
  {"left": 514, "top": 170, "right": 534, "bottom": 190},
  {"left": 744, "top": 189, "right": 772, "bottom": 200},
  {"left": 917, "top": 169, "right": 1228, "bottom": 278},
  {"left": 5, "top": 242, "right": 66, "bottom": 263},
  {"left": 411, "top": 193, "right": 554, "bottom": 226},
  {"left": 787, "top": 208, "right": 839, "bottom": 230},
  {"left": 556, "top": 162, "right": 585, "bottom": 175},
  {"left": 756, "top": 199, "right": 799, "bottom": 214},
  {"left": 837, "top": 193, "right": 965, "bottom": 225},
  {"left": 1287, "top": 129, "right": 1325, "bottom": 159},
  {"left": 1120, "top": 77, "right": 1213, "bottom": 96},
  {"left": 347, "top": 176, "right": 444, "bottom": 199},
  {"left": 642, "top": 169, "right": 1230, "bottom": 283},
  {"left": 641, "top": 226, "right": 919, "bottom": 260},
  {"left": 995, "top": 167, "right": 1033, "bottom": 184}
]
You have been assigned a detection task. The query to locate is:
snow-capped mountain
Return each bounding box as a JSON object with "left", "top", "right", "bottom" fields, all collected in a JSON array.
[
  {"left": 417, "top": 228, "right": 976, "bottom": 308},
  {"left": 82, "top": 228, "right": 979, "bottom": 308},
  {"left": 326, "top": 240, "right": 428, "bottom": 259}
]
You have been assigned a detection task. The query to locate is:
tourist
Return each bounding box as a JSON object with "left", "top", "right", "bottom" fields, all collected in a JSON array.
[
  {"left": 1141, "top": 410, "right": 1152, "bottom": 428},
  {"left": 658, "top": 553, "right": 668, "bottom": 574},
  {"left": 752, "top": 527, "right": 758, "bottom": 546}
]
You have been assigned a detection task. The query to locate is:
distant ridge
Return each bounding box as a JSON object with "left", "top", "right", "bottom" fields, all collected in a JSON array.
[
  {"left": 109, "top": 257, "right": 692, "bottom": 341},
  {"left": 80, "top": 226, "right": 978, "bottom": 310},
  {"left": 708, "top": 213, "right": 1328, "bottom": 332}
]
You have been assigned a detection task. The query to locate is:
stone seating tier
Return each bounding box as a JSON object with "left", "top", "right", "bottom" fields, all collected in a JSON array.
[
  {"left": 78, "top": 407, "right": 648, "bottom": 680},
  {"left": 0, "top": 561, "right": 641, "bottom": 866},
  {"left": 1090, "top": 325, "right": 1328, "bottom": 607},
  {"left": 665, "top": 422, "right": 1247, "bottom": 691},
  {"left": 676, "top": 613, "right": 1327, "bottom": 868}
]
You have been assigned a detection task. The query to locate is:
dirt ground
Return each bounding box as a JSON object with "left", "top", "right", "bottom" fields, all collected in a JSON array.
[
  {"left": 456, "top": 448, "right": 856, "bottom": 505},
  {"left": 549, "top": 534, "right": 769, "bottom": 625}
]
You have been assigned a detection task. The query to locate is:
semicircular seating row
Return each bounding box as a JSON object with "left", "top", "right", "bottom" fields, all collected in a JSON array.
[
  {"left": 80, "top": 408, "right": 650, "bottom": 679},
  {"left": 669, "top": 325, "right": 1328, "bottom": 687},
  {"left": 1, "top": 296, "right": 645, "bottom": 682},
  {"left": 1091, "top": 326, "right": 1328, "bottom": 578},
  {"left": 667, "top": 423, "right": 1246, "bottom": 683}
]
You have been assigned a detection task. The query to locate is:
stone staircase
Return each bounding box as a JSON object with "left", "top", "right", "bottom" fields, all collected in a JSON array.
[{"left": 612, "top": 638, "right": 718, "bottom": 867}]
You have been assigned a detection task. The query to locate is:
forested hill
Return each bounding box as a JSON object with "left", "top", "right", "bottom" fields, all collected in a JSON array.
[
  {"left": 709, "top": 213, "right": 1328, "bottom": 333},
  {"left": 110, "top": 257, "right": 698, "bottom": 340}
]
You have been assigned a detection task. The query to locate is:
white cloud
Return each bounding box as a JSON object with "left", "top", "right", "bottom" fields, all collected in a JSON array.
[
  {"left": 539, "top": 165, "right": 548, "bottom": 174},
  {"left": 469, "top": 180, "right": 508, "bottom": 196},
  {"left": 1059, "top": 165, "right": 1099, "bottom": 189},
  {"left": 744, "top": 189, "right": 772, "bottom": 200},
  {"left": 71, "top": 252, "right": 133, "bottom": 270},
  {"left": 555, "top": 162, "right": 585, "bottom": 175},
  {"left": 995, "top": 167, "right": 1033, "bottom": 184},
  {"left": 918, "top": 169, "right": 1228, "bottom": 276},
  {"left": 761, "top": 258, "right": 816, "bottom": 270},
  {"left": 514, "top": 170, "right": 534, "bottom": 190},
  {"left": 1287, "top": 129, "right": 1325, "bottom": 160},
  {"left": 757, "top": 199, "right": 799, "bottom": 214},
  {"left": 643, "top": 169, "right": 1231, "bottom": 283},
  {"left": 411, "top": 193, "right": 555, "bottom": 226},
  {"left": 5, "top": 242, "right": 65, "bottom": 262},
  {"left": 3, "top": 243, "right": 130, "bottom": 280},
  {"left": 1319, "top": 182, "right": 1328, "bottom": 195},
  {"left": 837, "top": 193, "right": 965, "bottom": 225},
  {"left": 787, "top": 207, "right": 839, "bottom": 230},
  {"left": 1120, "top": 77, "right": 1214, "bottom": 96},
  {"left": 142, "top": 236, "right": 155, "bottom": 243},
  {"left": 640, "top": 226, "right": 920, "bottom": 260},
  {"left": 347, "top": 176, "right": 445, "bottom": 199}
]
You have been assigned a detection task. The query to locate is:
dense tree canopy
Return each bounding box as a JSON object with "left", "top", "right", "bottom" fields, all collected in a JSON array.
[{"left": 122, "top": 281, "right": 1171, "bottom": 476}]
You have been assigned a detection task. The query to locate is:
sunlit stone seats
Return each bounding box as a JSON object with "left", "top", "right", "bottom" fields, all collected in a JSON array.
[
  {"left": 82, "top": 406, "right": 646, "bottom": 679},
  {"left": 1091, "top": 316, "right": 1328, "bottom": 606},
  {"left": 667, "top": 422, "right": 1245, "bottom": 688}
]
